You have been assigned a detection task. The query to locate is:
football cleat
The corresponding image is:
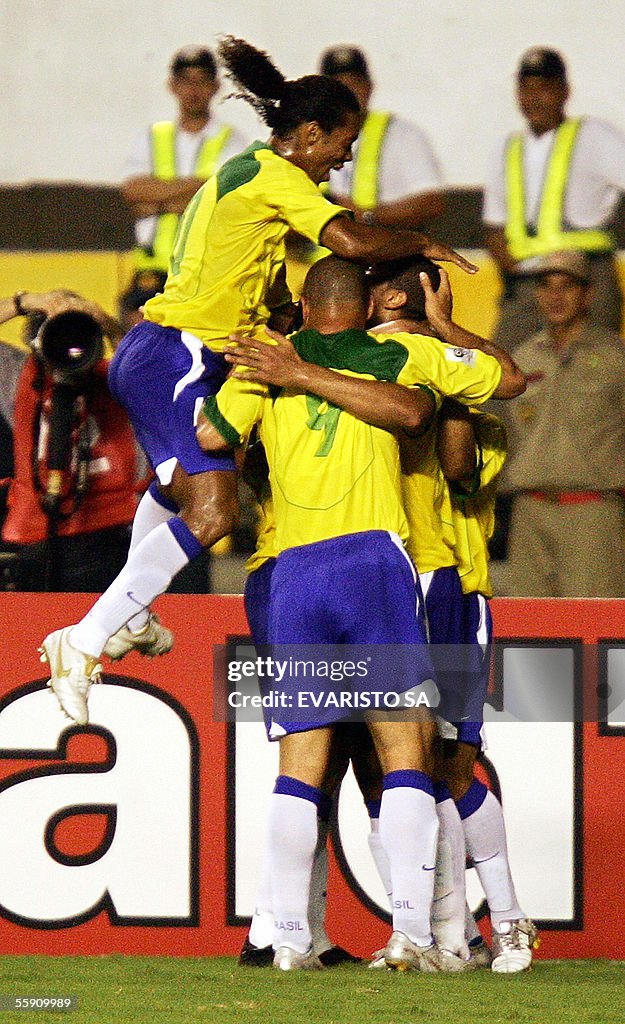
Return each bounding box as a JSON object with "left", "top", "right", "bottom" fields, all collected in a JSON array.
[
  {"left": 382, "top": 931, "right": 422, "bottom": 972},
  {"left": 238, "top": 936, "right": 273, "bottom": 967},
  {"left": 367, "top": 948, "right": 388, "bottom": 970},
  {"left": 103, "top": 614, "right": 174, "bottom": 661},
  {"left": 383, "top": 932, "right": 472, "bottom": 973},
  {"left": 39, "top": 627, "right": 101, "bottom": 726},
  {"left": 419, "top": 945, "right": 477, "bottom": 973},
  {"left": 273, "top": 946, "right": 323, "bottom": 971},
  {"left": 317, "top": 945, "right": 362, "bottom": 966},
  {"left": 491, "top": 919, "right": 539, "bottom": 974},
  {"left": 468, "top": 936, "right": 493, "bottom": 968}
]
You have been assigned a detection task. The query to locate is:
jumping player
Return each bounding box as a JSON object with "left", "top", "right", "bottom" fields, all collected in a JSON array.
[{"left": 38, "top": 37, "right": 474, "bottom": 726}]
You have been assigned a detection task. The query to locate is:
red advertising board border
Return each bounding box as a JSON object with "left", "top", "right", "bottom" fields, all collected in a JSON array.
[{"left": 0, "top": 593, "right": 624, "bottom": 959}]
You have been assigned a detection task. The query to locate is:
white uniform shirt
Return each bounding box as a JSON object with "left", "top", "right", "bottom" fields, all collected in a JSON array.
[
  {"left": 484, "top": 116, "right": 625, "bottom": 271},
  {"left": 328, "top": 114, "right": 443, "bottom": 203},
  {"left": 124, "top": 116, "right": 248, "bottom": 248}
]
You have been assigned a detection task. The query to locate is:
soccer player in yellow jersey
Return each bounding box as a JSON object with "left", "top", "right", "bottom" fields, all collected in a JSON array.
[
  {"left": 226, "top": 256, "right": 526, "bottom": 970},
  {"left": 199, "top": 257, "right": 464, "bottom": 972},
  {"left": 201, "top": 256, "right": 524, "bottom": 971},
  {"left": 366, "top": 264, "right": 534, "bottom": 970},
  {"left": 437, "top": 401, "right": 538, "bottom": 973},
  {"left": 38, "top": 37, "right": 476, "bottom": 727}
]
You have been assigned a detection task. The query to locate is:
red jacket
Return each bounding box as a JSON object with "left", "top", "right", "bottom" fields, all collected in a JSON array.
[{"left": 3, "top": 356, "right": 138, "bottom": 543}]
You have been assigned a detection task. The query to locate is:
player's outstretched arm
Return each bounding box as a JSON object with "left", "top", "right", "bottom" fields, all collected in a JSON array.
[
  {"left": 320, "top": 217, "right": 478, "bottom": 275},
  {"left": 420, "top": 269, "right": 526, "bottom": 399},
  {"left": 225, "top": 330, "right": 435, "bottom": 437}
]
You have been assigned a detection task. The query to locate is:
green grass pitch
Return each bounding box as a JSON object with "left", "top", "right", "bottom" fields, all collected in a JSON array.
[{"left": 0, "top": 956, "right": 622, "bottom": 1024}]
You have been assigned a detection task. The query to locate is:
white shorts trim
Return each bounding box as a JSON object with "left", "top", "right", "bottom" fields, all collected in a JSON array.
[
  {"left": 155, "top": 456, "right": 177, "bottom": 486},
  {"left": 173, "top": 331, "right": 205, "bottom": 403}
]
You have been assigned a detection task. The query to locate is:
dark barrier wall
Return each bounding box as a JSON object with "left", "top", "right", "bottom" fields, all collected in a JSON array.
[{"left": 6, "top": 184, "right": 625, "bottom": 252}]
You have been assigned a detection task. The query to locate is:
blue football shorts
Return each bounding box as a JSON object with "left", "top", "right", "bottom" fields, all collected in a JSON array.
[
  {"left": 108, "top": 320, "right": 235, "bottom": 484},
  {"left": 244, "top": 557, "right": 277, "bottom": 646},
  {"left": 263, "top": 530, "right": 435, "bottom": 738},
  {"left": 420, "top": 567, "right": 491, "bottom": 745}
]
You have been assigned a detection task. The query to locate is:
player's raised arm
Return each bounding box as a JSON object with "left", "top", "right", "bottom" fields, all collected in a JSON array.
[
  {"left": 420, "top": 269, "right": 526, "bottom": 399},
  {"left": 321, "top": 217, "right": 478, "bottom": 275}
]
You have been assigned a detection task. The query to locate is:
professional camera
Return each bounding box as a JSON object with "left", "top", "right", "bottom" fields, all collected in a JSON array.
[
  {"left": 26, "top": 311, "right": 105, "bottom": 517},
  {"left": 30, "top": 310, "right": 103, "bottom": 383}
]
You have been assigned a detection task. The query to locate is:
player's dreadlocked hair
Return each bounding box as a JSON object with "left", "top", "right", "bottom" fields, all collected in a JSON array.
[{"left": 217, "top": 36, "right": 360, "bottom": 138}]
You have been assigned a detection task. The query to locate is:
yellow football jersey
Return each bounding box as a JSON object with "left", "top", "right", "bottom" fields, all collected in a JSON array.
[
  {"left": 399, "top": 423, "right": 457, "bottom": 574},
  {"left": 245, "top": 490, "right": 278, "bottom": 575},
  {"left": 372, "top": 331, "right": 502, "bottom": 408},
  {"left": 203, "top": 327, "right": 442, "bottom": 551},
  {"left": 143, "top": 142, "right": 347, "bottom": 351},
  {"left": 370, "top": 331, "right": 502, "bottom": 575},
  {"left": 450, "top": 412, "right": 507, "bottom": 597}
]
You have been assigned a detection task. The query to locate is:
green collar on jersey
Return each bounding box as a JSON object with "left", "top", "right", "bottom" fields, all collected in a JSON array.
[
  {"left": 215, "top": 141, "right": 270, "bottom": 201},
  {"left": 291, "top": 327, "right": 409, "bottom": 382}
]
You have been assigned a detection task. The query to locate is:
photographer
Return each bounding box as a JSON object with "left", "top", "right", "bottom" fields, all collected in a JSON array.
[{"left": 0, "top": 290, "right": 140, "bottom": 592}]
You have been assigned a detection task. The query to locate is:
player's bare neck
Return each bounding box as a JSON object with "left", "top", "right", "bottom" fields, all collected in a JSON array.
[{"left": 372, "top": 317, "right": 433, "bottom": 336}]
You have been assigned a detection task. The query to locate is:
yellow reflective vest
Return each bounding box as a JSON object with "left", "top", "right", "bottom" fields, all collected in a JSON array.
[
  {"left": 504, "top": 118, "right": 615, "bottom": 261},
  {"left": 135, "top": 120, "right": 232, "bottom": 271},
  {"left": 351, "top": 110, "right": 391, "bottom": 209}
]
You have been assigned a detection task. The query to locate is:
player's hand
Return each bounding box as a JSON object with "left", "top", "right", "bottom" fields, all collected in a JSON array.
[
  {"left": 421, "top": 240, "right": 478, "bottom": 275},
  {"left": 225, "top": 330, "right": 309, "bottom": 389},
  {"left": 420, "top": 267, "right": 454, "bottom": 329}
]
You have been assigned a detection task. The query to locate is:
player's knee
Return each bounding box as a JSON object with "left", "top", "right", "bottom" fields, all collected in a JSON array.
[
  {"left": 192, "top": 501, "right": 238, "bottom": 548},
  {"left": 177, "top": 473, "right": 239, "bottom": 548}
]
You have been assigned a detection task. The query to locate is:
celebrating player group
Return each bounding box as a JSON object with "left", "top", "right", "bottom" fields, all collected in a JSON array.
[{"left": 38, "top": 37, "right": 536, "bottom": 974}]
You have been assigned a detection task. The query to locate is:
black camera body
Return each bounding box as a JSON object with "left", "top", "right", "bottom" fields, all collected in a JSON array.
[{"left": 32, "top": 310, "right": 103, "bottom": 383}]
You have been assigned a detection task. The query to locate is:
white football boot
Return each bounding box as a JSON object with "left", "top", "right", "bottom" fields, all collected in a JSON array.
[
  {"left": 104, "top": 613, "right": 174, "bottom": 660},
  {"left": 273, "top": 946, "right": 323, "bottom": 971},
  {"left": 39, "top": 627, "right": 101, "bottom": 726},
  {"left": 491, "top": 919, "right": 539, "bottom": 973},
  {"left": 383, "top": 931, "right": 471, "bottom": 973}
]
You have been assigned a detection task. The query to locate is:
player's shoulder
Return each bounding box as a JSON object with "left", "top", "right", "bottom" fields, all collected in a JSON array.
[{"left": 215, "top": 142, "right": 279, "bottom": 199}]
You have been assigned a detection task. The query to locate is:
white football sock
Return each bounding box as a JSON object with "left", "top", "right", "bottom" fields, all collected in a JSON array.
[
  {"left": 431, "top": 790, "right": 469, "bottom": 957},
  {"left": 460, "top": 787, "right": 524, "bottom": 931},
  {"left": 70, "top": 520, "right": 194, "bottom": 658},
  {"left": 269, "top": 789, "right": 318, "bottom": 953},
  {"left": 379, "top": 775, "right": 438, "bottom": 947},
  {"left": 125, "top": 487, "right": 177, "bottom": 631}
]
